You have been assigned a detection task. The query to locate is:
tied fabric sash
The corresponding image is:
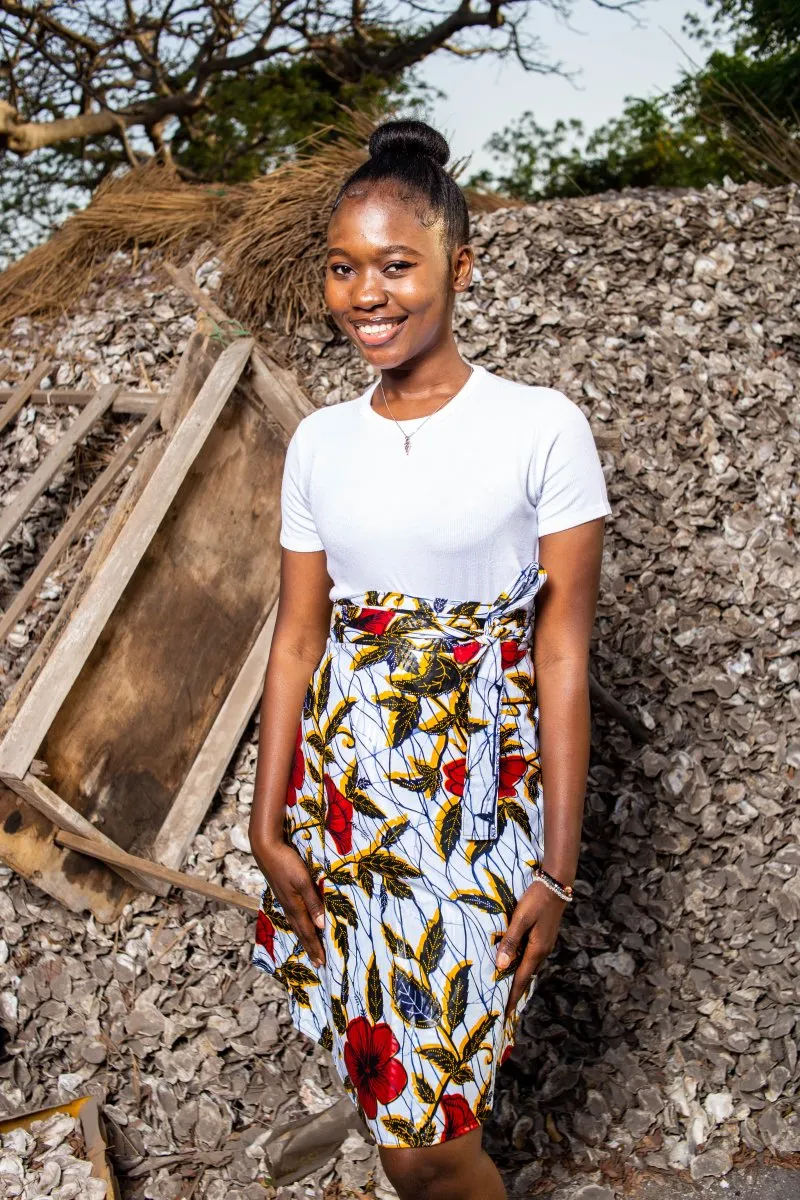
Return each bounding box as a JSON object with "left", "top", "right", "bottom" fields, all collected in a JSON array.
[{"left": 334, "top": 560, "right": 548, "bottom": 845}]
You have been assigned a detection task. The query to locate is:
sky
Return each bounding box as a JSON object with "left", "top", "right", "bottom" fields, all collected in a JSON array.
[{"left": 417, "top": 0, "right": 714, "bottom": 176}]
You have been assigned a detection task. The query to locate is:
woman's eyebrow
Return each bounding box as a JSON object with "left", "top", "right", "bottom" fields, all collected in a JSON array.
[
  {"left": 379, "top": 244, "right": 421, "bottom": 256},
  {"left": 326, "top": 243, "right": 422, "bottom": 259}
]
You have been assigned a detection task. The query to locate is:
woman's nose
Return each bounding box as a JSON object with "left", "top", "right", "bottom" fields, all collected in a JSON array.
[{"left": 350, "top": 270, "right": 387, "bottom": 309}]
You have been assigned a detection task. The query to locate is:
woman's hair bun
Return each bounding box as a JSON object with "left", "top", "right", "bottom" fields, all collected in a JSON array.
[
  {"left": 368, "top": 119, "right": 450, "bottom": 168},
  {"left": 333, "top": 116, "right": 468, "bottom": 248}
]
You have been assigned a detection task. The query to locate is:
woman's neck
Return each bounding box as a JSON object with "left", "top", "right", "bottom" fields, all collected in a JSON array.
[{"left": 374, "top": 341, "right": 472, "bottom": 417}]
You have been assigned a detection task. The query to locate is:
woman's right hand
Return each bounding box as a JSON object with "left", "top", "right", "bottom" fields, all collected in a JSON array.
[{"left": 252, "top": 839, "right": 327, "bottom": 968}]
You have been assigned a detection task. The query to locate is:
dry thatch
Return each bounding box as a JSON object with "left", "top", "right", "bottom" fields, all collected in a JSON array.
[
  {"left": 218, "top": 110, "right": 374, "bottom": 332},
  {"left": 0, "top": 157, "right": 247, "bottom": 331},
  {"left": 0, "top": 109, "right": 519, "bottom": 335}
]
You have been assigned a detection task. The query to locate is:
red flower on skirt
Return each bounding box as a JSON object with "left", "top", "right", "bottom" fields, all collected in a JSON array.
[
  {"left": 500, "top": 1043, "right": 514, "bottom": 1065},
  {"left": 440, "top": 1094, "right": 480, "bottom": 1141},
  {"left": 286, "top": 724, "right": 305, "bottom": 808},
  {"left": 443, "top": 754, "right": 527, "bottom": 799},
  {"left": 501, "top": 639, "right": 527, "bottom": 668},
  {"left": 443, "top": 757, "right": 467, "bottom": 797},
  {"left": 499, "top": 754, "right": 527, "bottom": 798},
  {"left": 453, "top": 639, "right": 482, "bottom": 664},
  {"left": 324, "top": 775, "right": 353, "bottom": 854},
  {"left": 255, "top": 910, "right": 277, "bottom": 961},
  {"left": 343, "top": 1016, "right": 408, "bottom": 1120},
  {"left": 352, "top": 608, "right": 395, "bottom": 636}
]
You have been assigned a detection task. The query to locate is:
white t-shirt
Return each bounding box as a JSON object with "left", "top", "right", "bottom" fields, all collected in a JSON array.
[{"left": 279, "top": 362, "right": 612, "bottom": 602}]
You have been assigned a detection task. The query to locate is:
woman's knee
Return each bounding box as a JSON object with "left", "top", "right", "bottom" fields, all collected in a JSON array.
[
  {"left": 379, "top": 1146, "right": 440, "bottom": 1199},
  {"left": 378, "top": 1128, "right": 483, "bottom": 1200}
]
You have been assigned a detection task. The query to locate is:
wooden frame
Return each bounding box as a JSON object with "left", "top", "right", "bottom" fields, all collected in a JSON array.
[
  {"left": 0, "top": 361, "right": 52, "bottom": 436},
  {"left": 0, "top": 401, "right": 164, "bottom": 644},
  {"left": 0, "top": 389, "right": 161, "bottom": 415},
  {"left": 0, "top": 337, "right": 254, "bottom": 781},
  {"left": 0, "top": 383, "right": 121, "bottom": 552},
  {"left": 0, "top": 313, "right": 308, "bottom": 920}
]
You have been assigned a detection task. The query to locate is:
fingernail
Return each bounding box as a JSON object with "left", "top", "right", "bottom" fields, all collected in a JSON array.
[
  {"left": 496, "top": 951, "right": 510, "bottom": 969},
  {"left": 314, "top": 912, "right": 325, "bottom": 929}
]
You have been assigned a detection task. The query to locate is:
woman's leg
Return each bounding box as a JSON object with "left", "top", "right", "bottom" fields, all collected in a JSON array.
[{"left": 378, "top": 1127, "right": 507, "bottom": 1200}]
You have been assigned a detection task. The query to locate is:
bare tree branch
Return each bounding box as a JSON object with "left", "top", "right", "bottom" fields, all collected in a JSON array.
[{"left": 0, "top": 91, "right": 205, "bottom": 152}]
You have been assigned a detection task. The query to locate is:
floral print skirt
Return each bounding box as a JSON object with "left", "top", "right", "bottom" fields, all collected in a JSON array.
[{"left": 252, "top": 560, "right": 548, "bottom": 1148}]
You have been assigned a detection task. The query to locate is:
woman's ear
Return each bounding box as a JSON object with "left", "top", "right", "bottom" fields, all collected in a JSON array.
[{"left": 452, "top": 244, "right": 474, "bottom": 293}]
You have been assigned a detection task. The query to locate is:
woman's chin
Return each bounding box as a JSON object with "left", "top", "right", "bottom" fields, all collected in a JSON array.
[{"left": 355, "top": 340, "right": 412, "bottom": 370}]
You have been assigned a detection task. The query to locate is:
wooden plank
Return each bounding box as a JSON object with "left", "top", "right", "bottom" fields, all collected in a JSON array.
[
  {"left": 247, "top": 353, "right": 312, "bottom": 438},
  {"left": 589, "top": 674, "right": 650, "bottom": 742},
  {"left": 0, "top": 783, "right": 134, "bottom": 922},
  {"left": 150, "top": 600, "right": 278, "bottom": 878},
  {"left": 0, "top": 390, "right": 161, "bottom": 415},
  {"left": 54, "top": 830, "right": 261, "bottom": 914},
  {"left": 162, "top": 262, "right": 246, "bottom": 338},
  {"left": 0, "top": 384, "right": 120, "bottom": 551},
  {"left": 0, "top": 361, "right": 51, "bottom": 436},
  {"left": 0, "top": 437, "right": 167, "bottom": 744},
  {"left": 2, "top": 773, "right": 156, "bottom": 891},
  {"left": 163, "top": 263, "right": 314, "bottom": 435},
  {"left": 0, "top": 327, "right": 217, "bottom": 743},
  {"left": 0, "top": 337, "right": 254, "bottom": 780},
  {"left": 39, "top": 350, "right": 282, "bottom": 862},
  {"left": 0, "top": 400, "right": 163, "bottom": 645},
  {"left": 160, "top": 315, "right": 223, "bottom": 433}
]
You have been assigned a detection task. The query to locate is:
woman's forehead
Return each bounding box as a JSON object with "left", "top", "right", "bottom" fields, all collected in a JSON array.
[{"left": 327, "top": 186, "right": 443, "bottom": 248}]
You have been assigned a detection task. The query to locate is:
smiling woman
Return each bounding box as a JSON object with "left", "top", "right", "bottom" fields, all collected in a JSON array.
[{"left": 248, "top": 119, "right": 611, "bottom": 1200}]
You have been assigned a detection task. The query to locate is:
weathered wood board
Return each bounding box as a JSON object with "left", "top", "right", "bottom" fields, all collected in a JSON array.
[
  {"left": 33, "top": 347, "right": 284, "bottom": 871},
  {"left": 0, "top": 783, "right": 134, "bottom": 922},
  {"left": 0, "top": 338, "right": 254, "bottom": 780},
  {"left": 0, "top": 322, "right": 292, "bottom": 918}
]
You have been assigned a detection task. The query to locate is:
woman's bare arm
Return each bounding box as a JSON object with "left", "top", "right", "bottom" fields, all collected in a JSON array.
[
  {"left": 496, "top": 516, "right": 606, "bottom": 1012},
  {"left": 249, "top": 547, "right": 334, "bottom": 965},
  {"left": 534, "top": 516, "right": 605, "bottom": 888}
]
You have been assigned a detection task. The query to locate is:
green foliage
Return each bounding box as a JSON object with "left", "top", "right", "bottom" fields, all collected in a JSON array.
[
  {"left": 682, "top": 0, "right": 800, "bottom": 122},
  {"left": 476, "top": 0, "right": 800, "bottom": 200},
  {"left": 690, "top": 0, "right": 800, "bottom": 53},
  {"left": 472, "top": 99, "right": 743, "bottom": 201},
  {"left": 174, "top": 56, "right": 412, "bottom": 183}
]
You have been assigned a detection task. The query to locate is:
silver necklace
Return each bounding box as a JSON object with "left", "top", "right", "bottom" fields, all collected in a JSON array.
[{"left": 378, "top": 367, "right": 474, "bottom": 455}]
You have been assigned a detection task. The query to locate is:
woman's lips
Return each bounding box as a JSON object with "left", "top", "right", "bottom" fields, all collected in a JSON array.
[{"left": 349, "top": 317, "right": 407, "bottom": 347}]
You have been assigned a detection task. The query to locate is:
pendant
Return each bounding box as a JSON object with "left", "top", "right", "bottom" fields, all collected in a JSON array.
[{"left": 404, "top": 436, "right": 411, "bottom": 455}]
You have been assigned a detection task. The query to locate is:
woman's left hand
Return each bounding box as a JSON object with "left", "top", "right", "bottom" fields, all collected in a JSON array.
[{"left": 496, "top": 881, "right": 568, "bottom": 1019}]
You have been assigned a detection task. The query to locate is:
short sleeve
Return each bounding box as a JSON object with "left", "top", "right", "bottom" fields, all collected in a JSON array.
[
  {"left": 531, "top": 393, "right": 612, "bottom": 537},
  {"left": 279, "top": 421, "right": 325, "bottom": 552}
]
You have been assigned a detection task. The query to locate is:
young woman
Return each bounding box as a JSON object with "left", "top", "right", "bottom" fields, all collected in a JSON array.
[{"left": 249, "top": 119, "right": 611, "bottom": 1199}]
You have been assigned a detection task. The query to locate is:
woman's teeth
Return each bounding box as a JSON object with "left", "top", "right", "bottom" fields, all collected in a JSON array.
[{"left": 352, "top": 319, "right": 405, "bottom": 344}]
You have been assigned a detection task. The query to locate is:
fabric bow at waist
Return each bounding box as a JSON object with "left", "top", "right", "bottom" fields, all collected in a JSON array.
[{"left": 333, "top": 560, "right": 547, "bottom": 845}]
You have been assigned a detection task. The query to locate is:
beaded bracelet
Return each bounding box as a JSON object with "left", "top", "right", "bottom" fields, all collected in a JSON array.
[{"left": 531, "top": 866, "right": 574, "bottom": 903}]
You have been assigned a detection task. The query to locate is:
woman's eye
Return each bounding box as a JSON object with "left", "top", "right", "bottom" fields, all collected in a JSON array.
[
  {"left": 385, "top": 261, "right": 413, "bottom": 273},
  {"left": 330, "top": 263, "right": 352, "bottom": 277}
]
